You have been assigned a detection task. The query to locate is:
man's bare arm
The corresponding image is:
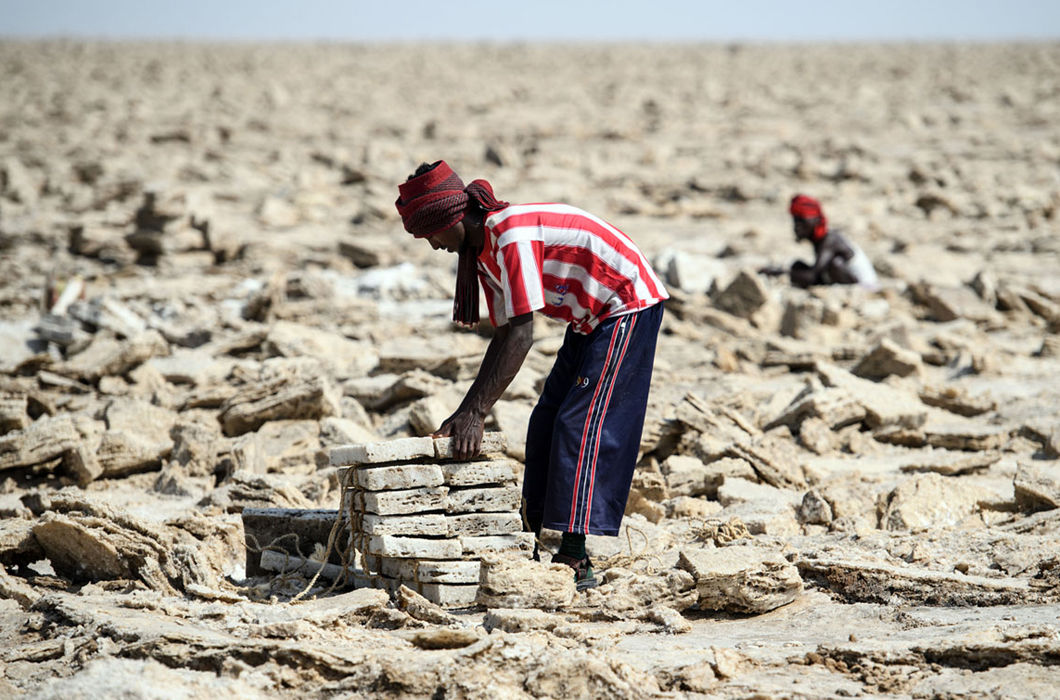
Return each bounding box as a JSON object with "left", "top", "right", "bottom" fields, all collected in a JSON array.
[
  {"left": 435, "top": 313, "right": 534, "bottom": 459},
  {"left": 809, "top": 242, "right": 838, "bottom": 280}
]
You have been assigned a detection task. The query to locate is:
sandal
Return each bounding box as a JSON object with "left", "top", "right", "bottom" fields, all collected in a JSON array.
[{"left": 551, "top": 552, "right": 599, "bottom": 591}]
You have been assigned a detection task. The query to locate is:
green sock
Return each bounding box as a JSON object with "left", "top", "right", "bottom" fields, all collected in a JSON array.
[{"left": 558, "top": 532, "right": 586, "bottom": 560}]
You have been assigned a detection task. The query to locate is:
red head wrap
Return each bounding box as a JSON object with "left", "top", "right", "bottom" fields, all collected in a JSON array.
[
  {"left": 395, "top": 161, "right": 511, "bottom": 328},
  {"left": 395, "top": 161, "right": 468, "bottom": 238},
  {"left": 789, "top": 194, "right": 828, "bottom": 240}
]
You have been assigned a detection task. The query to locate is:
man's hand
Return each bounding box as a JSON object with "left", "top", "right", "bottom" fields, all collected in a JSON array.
[
  {"left": 432, "top": 313, "right": 532, "bottom": 462},
  {"left": 433, "top": 409, "right": 485, "bottom": 460},
  {"left": 790, "top": 264, "right": 817, "bottom": 288}
]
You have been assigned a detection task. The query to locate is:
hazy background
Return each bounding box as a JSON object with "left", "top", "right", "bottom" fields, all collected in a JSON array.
[{"left": 2, "top": 0, "right": 1059, "bottom": 41}]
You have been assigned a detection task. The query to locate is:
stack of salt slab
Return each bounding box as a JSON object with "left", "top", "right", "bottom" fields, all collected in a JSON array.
[{"left": 330, "top": 433, "right": 534, "bottom": 607}]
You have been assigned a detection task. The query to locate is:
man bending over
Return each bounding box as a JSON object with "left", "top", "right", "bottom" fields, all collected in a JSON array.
[{"left": 394, "top": 161, "right": 668, "bottom": 589}]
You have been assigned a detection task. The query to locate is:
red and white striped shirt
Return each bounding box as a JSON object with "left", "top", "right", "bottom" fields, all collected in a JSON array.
[{"left": 477, "top": 204, "right": 668, "bottom": 334}]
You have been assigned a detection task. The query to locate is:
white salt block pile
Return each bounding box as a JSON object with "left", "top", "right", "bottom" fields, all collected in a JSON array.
[{"left": 330, "top": 433, "right": 533, "bottom": 607}]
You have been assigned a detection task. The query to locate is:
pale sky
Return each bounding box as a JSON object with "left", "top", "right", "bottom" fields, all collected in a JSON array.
[{"left": 2, "top": 0, "right": 1058, "bottom": 41}]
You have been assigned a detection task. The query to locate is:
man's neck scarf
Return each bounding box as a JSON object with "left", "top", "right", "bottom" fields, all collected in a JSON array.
[
  {"left": 789, "top": 194, "right": 828, "bottom": 241},
  {"left": 396, "top": 161, "right": 509, "bottom": 326}
]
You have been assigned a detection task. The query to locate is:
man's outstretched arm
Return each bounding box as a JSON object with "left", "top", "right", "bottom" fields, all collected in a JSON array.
[{"left": 434, "top": 312, "right": 534, "bottom": 459}]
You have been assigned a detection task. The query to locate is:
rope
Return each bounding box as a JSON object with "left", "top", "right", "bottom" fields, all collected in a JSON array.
[
  {"left": 594, "top": 524, "right": 664, "bottom": 575},
  {"left": 519, "top": 497, "right": 551, "bottom": 559},
  {"left": 238, "top": 467, "right": 361, "bottom": 604},
  {"left": 690, "top": 516, "right": 751, "bottom": 546},
  {"left": 287, "top": 467, "right": 363, "bottom": 603}
]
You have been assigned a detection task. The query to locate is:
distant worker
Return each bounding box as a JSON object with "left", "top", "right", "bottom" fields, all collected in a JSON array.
[
  {"left": 394, "top": 160, "right": 668, "bottom": 590},
  {"left": 778, "top": 194, "right": 879, "bottom": 290}
]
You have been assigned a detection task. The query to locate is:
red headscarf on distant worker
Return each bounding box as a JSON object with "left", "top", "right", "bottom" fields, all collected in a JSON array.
[
  {"left": 395, "top": 161, "right": 509, "bottom": 326},
  {"left": 789, "top": 194, "right": 828, "bottom": 241}
]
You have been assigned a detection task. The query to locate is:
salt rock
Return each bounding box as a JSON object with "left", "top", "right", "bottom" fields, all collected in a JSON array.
[
  {"left": 712, "top": 646, "right": 755, "bottom": 680},
  {"left": 264, "top": 320, "right": 378, "bottom": 377},
  {"left": 476, "top": 554, "right": 576, "bottom": 610},
  {"left": 61, "top": 330, "right": 170, "bottom": 382},
  {"left": 440, "top": 459, "right": 521, "bottom": 487},
  {"left": 405, "top": 627, "right": 482, "bottom": 650},
  {"left": 200, "top": 472, "right": 314, "bottom": 513},
  {"left": 877, "top": 473, "right": 990, "bottom": 531},
  {"left": 0, "top": 393, "right": 29, "bottom": 435},
  {"left": 395, "top": 585, "right": 461, "bottom": 625},
  {"left": 355, "top": 370, "right": 448, "bottom": 412},
  {"left": 665, "top": 250, "right": 729, "bottom": 294},
  {"left": 625, "top": 488, "right": 666, "bottom": 523},
  {"left": 408, "top": 396, "right": 449, "bottom": 437},
  {"left": 631, "top": 467, "right": 669, "bottom": 501},
  {"left": 223, "top": 433, "right": 268, "bottom": 475},
  {"left": 678, "top": 545, "right": 803, "bottom": 614},
  {"left": 923, "top": 423, "right": 1010, "bottom": 452},
  {"left": 447, "top": 485, "right": 520, "bottom": 513},
  {"left": 911, "top": 282, "right": 998, "bottom": 323},
  {"left": 780, "top": 297, "right": 825, "bottom": 339},
  {"left": 319, "top": 416, "right": 376, "bottom": 447},
  {"left": 918, "top": 386, "right": 996, "bottom": 417},
  {"left": 719, "top": 501, "right": 801, "bottom": 537},
  {"left": 897, "top": 450, "right": 1000, "bottom": 476},
  {"left": 675, "top": 457, "right": 756, "bottom": 500},
  {"left": 368, "top": 534, "right": 462, "bottom": 560},
  {"left": 1, "top": 156, "right": 39, "bottom": 204},
  {"left": 148, "top": 349, "right": 229, "bottom": 386},
  {"left": 241, "top": 507, "right": 341, "bottom": 574},
  {"left": 491, "top": 399, "right": 532, "bottom": 460},
  {"left": 220, "top": 372, "right": 340, "bottom": 437},
  {"left": 105, "top": 397, "right": 177, "bottom": 444},
  {"left": 765, "top": 387, "right": 865, "bottom": 432},
  {"left": 483, "top": 607, "right": 567, "bottom": 633},
  {"left": 648, "top": 605, "right": 692, "bottom": 634},
  {"left": 853, "top": 338, "right": 922, "bottom": 380},
  {"left": 1039, "top": 336, "right": 1060, "bottom": 359},
  {"left": 716, "top": 477, "right": 800, "bottom": 508},
  {"left": 0, "top": 414, "right": 80, "bottom": 473},
  {"left": 258, "top": 195, "right": 299, "bottom": 228},
  {"left": 970, "top": 269, "right": 998, "bottom": 306},
  {"left": 585, "top": 568, "right": 697, "bottom": 615},
  {"left": 461, "top": 532, "right": 535, "bottom": 556},
  {"left": 96, "top": 430, "right": 170, "bottom": 477},
  {"left": 714, "top": 269, "right": 770, "bottom": 319},
  {"left": 168, "top": 421, "right": 221, "bottom": 477},
  {"left": 330, "top": 436, "right": 434, "bottom": 466},
  {"left": 668, "top": 496, "right": 723, "bottom": 520},
  {"left": 797, "top": 490, "right": 834, "bottom": 525},
  {"left": 659, "top": 662, "right": 716, "bottom": 693},
  {"left": 355, "top": 486, "right": 449, "bottom": 515},
  {"left": 377, "top": 336, "right": 469, "bottom": 374},
  {"left": 798, "top": 416, "right": 839, "bottom": 455},
  {"left": 726, "top": 440, "right": 807, "bottom": 490},
  {"left": 0, "top": 518, "right": 44, "bottom": 567},
  {"left": 361, "top": 513, "right": 448, "bottom": 537},
  {"left": 354, "top": 463, "right": 444, "bottom": 491},
  {"left": 795, "top": 554, "right": 1038, "bottom": 606},
  {"left": 0, "top": 564, "right": 40, "bottom": 608},
  {"left": 1013, "top": 463, "right": 1060, "bottom": 512},
  {"left": 447, "top": 512, "right": 523, "bottom": 537},
  {"left": 31, "top": 499, "right": 233, "bottom": 594},
  {"left": 1012, "top": 286, "right": 1060, "bottom": 323},
  {"left": 434, "top": 432, "right": 507, "bottom": 459},
  {"left": 817, "top": 362, "right": 927, "bottom": 430}
]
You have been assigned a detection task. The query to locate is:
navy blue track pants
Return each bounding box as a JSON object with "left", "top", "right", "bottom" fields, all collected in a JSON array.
[{"left": 522, "top": 302, "right": 664, "bottom": 536}]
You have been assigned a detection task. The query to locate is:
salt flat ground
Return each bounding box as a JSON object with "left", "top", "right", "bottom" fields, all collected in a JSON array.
[{"left": 0, "top": 41, "right": 1058, "bottom": 698}]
